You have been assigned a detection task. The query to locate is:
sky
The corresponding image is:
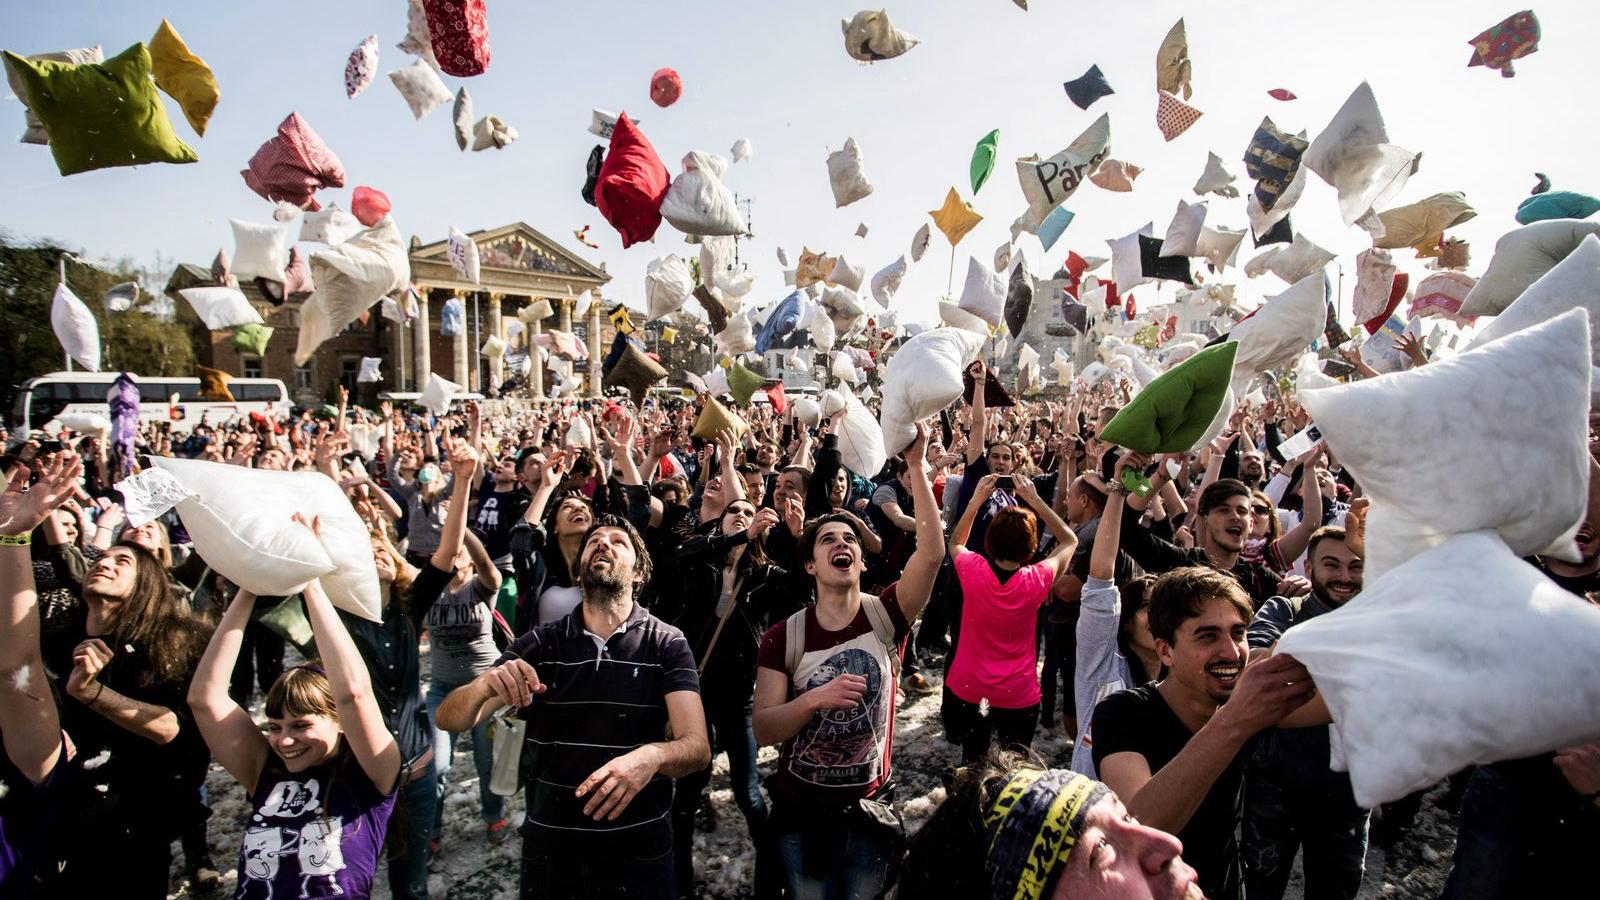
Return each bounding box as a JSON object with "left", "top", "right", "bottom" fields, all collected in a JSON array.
[{"left": 2, "top": 0, "right": 1595, "bottom": 333}]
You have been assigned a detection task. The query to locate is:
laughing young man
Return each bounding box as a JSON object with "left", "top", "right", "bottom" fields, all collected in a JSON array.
[{"left": 752, "top": 423, "right": 945, "bottom": 900}]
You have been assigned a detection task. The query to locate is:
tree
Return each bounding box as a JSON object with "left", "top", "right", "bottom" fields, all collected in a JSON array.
[{"left": 0, "top": 232, "right": 195, "bottom": 404}]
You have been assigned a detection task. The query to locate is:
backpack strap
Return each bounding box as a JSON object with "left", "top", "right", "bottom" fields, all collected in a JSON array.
[
  {"left": 783, "top": 608, "right": 808, "bottom": 684},
  {"left": 859, "top": 593, "right": 901, "bottom": 679}
]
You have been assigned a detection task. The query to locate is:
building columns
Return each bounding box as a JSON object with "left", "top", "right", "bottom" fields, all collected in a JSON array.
[
  {"left": 451, "top": 290, "right": 471, "bottom": 390},
  {"left": 487, "top": 293, "right": 504, "bottom": 396},
  {"left": 587, "top": 301, "right": 603, "bottom": 398},
  {"left": 413, "top": 290, "right": 432, "bottom": 388},
  {"left": 529, "top": 310, "right": 544, "bottom": 398},
  {"left": 389, "top": 304, "right": 409, "bottom": 391}
]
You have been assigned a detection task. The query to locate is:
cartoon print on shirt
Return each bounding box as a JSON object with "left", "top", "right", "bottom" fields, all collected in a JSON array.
[
  {"left": 243, "top": 826, "right": 289, "bottom": 894},
  {"left": 788, "top": 645, "right": 885, "bottom": 787},
  {"left": 259, "top": 778, "right": 322, "bottom": 818},
  {"left": 299, "top": 817, "right": 346, "bottom": 897},
  {"left": 243, "top": 779, "right": 350, "bottom": 897}
]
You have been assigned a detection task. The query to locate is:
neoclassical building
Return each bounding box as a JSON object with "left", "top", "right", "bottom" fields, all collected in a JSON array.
[{"left": 174, "top": 223, "right": 616, "bottom": 405}]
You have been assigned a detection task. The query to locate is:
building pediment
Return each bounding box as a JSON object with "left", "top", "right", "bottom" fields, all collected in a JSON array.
[{"left": 410, "top": 222, "right": 609, "bottom": 284}]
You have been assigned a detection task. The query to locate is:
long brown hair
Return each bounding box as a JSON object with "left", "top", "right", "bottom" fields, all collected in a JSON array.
[{"left": 101, "top": 544, "right": 213, "bottom": 688}]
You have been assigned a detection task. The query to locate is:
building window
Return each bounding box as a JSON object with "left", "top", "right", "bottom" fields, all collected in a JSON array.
[
  {"left": 242, "top": 357, "right": 263, "bottom": 379},
  {"left": 295, "top": 364, "right": 313, "bottom": 390},
  {"left": 340, "top": 358, "right": 360, "bottom": 392}
]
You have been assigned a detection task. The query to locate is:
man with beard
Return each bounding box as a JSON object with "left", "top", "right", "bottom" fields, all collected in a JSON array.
[
  {"left": 1240, "top": 526, "right": 1369, "bottom": 900},
  {"left": 436, "top": 514, "right": 710, "bottom": 900},
  {"left": 1092, "top": 564, "right": 1328, "bottom": 900}
]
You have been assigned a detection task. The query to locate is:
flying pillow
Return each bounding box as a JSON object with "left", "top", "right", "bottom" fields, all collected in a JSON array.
[
  {"left": 602, "top": 339, "right": 668, "bottom": 406},
  {"left": 1098, "top": 342, "right": 1237, "bottom": 453},
  {"left": 418, "top": 372, "right": 459, "bottom": 415},
  {"left": 1276, "top": 531, "right": 1600, "bottom": 808},
  {"left": 1063, "top": 64, "right": 1113, "bottom": 110},
  {"left": 1303, "top": 82, "right": 1418, "bottom": 227},
  {"left": 1408, "top": 271, "right": 1476, "bottom": 325},
  {"left": 821, "top": 286, "right": 866, "bottom": 336},
  {"left": 422, "top": 0, "right": 491, "bottom": 77},
  {"left": 231, "top": 219, "right": 291, "bottom": 282},
  {"left": 835, "top": 392, "right": 887, "bottom": 477},
  {"left": 1226, "top": 272, "right": 1328, "bottom": 390},
  {"left": 841, "top": 9, "right": 919, "bottom": 62},
  {"left": 471, "top": 115, "right": 517, "bottom": 151},
  {"left": 447, "top": 226, "right": 481, "bottom": 283},
  {"left": 1139, "top": 235, "right": 1194, "bottom": 285},
  {"left": 1192, "top": 152, "right": 1239, "bottom": 198},
  {"left": 440, "top": 297, "right": 465, "bottom": 337},
  {"left": 878, "top": 328, "right": 984, "bottom": 455},
  {"left": 691, "top": 396, "right": 749, "bottom": 440},
  {"left": 871, "top": 256, "right": 908, "bottom": 305},
  {"left": 1156, "top": 90, "right": 1203, "bottom": 142},
  {"left": 714, "top": 312, "right": 757, "bottom": 356},
  {"left": 388, "top": 58, "right": 451, "bottom": 118},
  {"left": 731, "top": 137, "right": 752, "bottom": 163},
  {"left": 233, "top": 323, "right": 274, "bottom": 356},
  {"left": 827, "top": 137, "right": 874, "bottom": 207},
  {"left": 396, "top": 0, "right": 439, "bottom": 68},
  {"left": 300, "top": 204, "right": 363, "bottom": 245},
  {"left": 792, "top": 397, "right": 822, "bottom": 428},
  {"left": 661, "top": 151, "right": 745, "bottom": 236},
  {"left": 1351, "top": 248, "right": 1398, "bottom": 323},
  {"left": 594, "top": 113, "right": 669, "bottom": 248},
  {"left": 1156, "top": 18, "right": 1191, "bottom": 98},
  {"left": 1374, "top": 192, "right": 1476, "bottom": 252},
  {"left": 1301, "top": 310, "right": 1591, "bottom": 580},
  {"left": 827, "top": 256, "right": 866, "bottom": 293},
  {"left": 3, "top": 43, "right": 197, "bottom": 176},
  {"left": 351, "top": 186, "right": 391, "bottom": 227},
  {"left": 958, "top": 257, "right": 1005, "bottom": 328},
  {"left": 1516, "top": 190, "right": 1600, "bottom": 226},
  {"left": 181, "top": 287, "right": 265, "bottom": 330},
  {"left": 1004, "top": 257, "right": 1033, "bottom": 337},
  {"left": 1244, "top": 233, "right": 1335, "bottom": 284},
  {"left": 1016, "top": 113, "right": 1110, "bottom": 223},
  {"left": 755, "top": 292, "right": 801, "bottom": 353},
  {"left": 1467, "top": 10, "right": 1541, "bottom": 77},
  {"left": 1193, "top": 226, "right": 1246, "bottom": 271},
  {"left": 727, "top": 361, "right": 763, "bottom": 405},
  {"left": 1109, "top": 224, "right": 1154, "bottom": 294},
  {"left": 1035, "top": 206, "right": 1075, "bottom": 252},
  {"left": 357, "top": 357, "right": 383, "bottom": 384},
  {"left": 911, "top": 223, "right": 931, "bottom": 261},
  {"left": 795, "top": 248, "right": 836, "bottom": 290},
  {"left": 1460, "top": 219, "right": 1600, "bottom": 316},
  {"left": 930, "top": 188, "right": 983, "bottom": 247},
  {"left": 970, "top": 129, "right": 999, "bottom": 194},
  {"left": 1161, "top": 200, "right": 1207, "bottom": 257},
  {"left": 1089, "top": 159, "right": 1141, "bottom": 192},
  {"left": 808, "top": 307, "right": 838, "bottom": 350},
  {"left": 450, "top": 87, "right": 474, "bottom": 150},
  {"left": 1243, "top": 116, "right": 1308, "bottom": 215},
  {"left": 831, "top": 352, "right": 859, "bottom": 385},
  {"left": 50, "top": 283, "right": 100, "bottom": 372},
  {"left": 148, "top": 19, "right": 219, "bottom": 136},
  {"left": 241, "top": 113, "right": 346, "bottom": 210},
  {"left": 645, "top": 255, "right": 693, "bottom": 319},
  {"left": 296, "top": 218, "right": 410, "bottom": 364},
  {"left": 3, "top": 44, "right": 101, "bottom": 144},
  {"left": 1467, "top": 235, "right": 1600, "bottom": 364},
  {"left": 346, "top": 34, "right": 379, "bottom": 99}
]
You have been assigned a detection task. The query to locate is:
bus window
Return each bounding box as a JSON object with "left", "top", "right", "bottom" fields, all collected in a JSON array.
[{"left": 234, "top": 383, "right": 283, "bottom": 402}]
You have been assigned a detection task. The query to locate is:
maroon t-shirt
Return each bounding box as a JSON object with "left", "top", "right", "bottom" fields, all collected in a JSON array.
[{"left": 756, "top": 584, "right": 910, "bottom": 805}]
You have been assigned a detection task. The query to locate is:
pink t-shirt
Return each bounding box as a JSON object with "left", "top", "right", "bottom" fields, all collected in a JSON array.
[{"left": 947, "top": 548, "right": 1055, "bottom": 709}]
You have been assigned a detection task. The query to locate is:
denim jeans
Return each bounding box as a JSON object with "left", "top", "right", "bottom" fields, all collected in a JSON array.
[
  {"left": 426, "top": 677, "right": 506, "bottom": 830},
  {"left": 521, "top": 843, "right": 675, "bottom": 899},
  {"left": 1240, "top": 772, "right": 1368, "bottom": 900},
  {"left": 671, "top": 698, "right": 775, "bottom": 898},
  {"left": 388, "top": 759, "right": 438, "bottom": 899},
  {"left": 771, "top": 801, "right": 897, "bottom": 900}
]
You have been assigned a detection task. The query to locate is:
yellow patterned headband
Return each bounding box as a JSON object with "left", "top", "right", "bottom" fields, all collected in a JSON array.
[{"left": 982, "top": 767, "right": 1110, "bottom": 900}]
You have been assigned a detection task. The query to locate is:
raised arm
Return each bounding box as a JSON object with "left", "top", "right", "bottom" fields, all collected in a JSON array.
[
  {"left": 300, "top": 574, "right": 402, "bottom": 794},
  {"left": 965, "top": 360, "right": 988, "bottom": 466},
  {"left": 430, "top": 438, "right": 480, "bottom": 573},
  {"left": 187, "top": 589, "right": 270, "bottom": 792},
  {"left": 1272, "top": 461, "right": 1326, "bottom": 567},
  {"left": 1013, "top": 476, "right": 1078, "bottom": 575},
  {"left": 891, "top": 423, "right": 947, "bottom": 624},
  {"left": 950, "top": 473, "right": 997, "bottom": 556}
]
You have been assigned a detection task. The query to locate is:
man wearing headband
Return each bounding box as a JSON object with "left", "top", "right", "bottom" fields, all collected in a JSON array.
[{"left": 899, "top": 754, "right": 1203, "bottom": 899}]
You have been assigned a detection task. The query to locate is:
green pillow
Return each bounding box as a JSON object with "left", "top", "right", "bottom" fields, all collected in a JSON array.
[
  {"left": 1099, "top": 342, "right": 1237, "bottom": 453},
  {"left": 232, "top": 323, "right": 274, "bottom": 356},
  {"left": 602, "top": 340, "right": 668, "bottom": 407},
  {"left": 3, "top": 43, "right": 198, "bottom": 176},
  {"left": 727, "top": 361, "right": 763, "bottom": 405}
]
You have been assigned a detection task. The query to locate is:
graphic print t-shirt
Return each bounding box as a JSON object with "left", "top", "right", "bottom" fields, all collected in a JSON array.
[
  {"left": 238, "top": 751, "right": 396, "bottom": 900},
  {"left": 424, "top": 576, "right": 500, "bottom": 685},
  {"left": 755, "top": 585, "right": 909, "bottom": 805},
  {"left": 472, "top": 482, "right": 531, "bottom": 569}
]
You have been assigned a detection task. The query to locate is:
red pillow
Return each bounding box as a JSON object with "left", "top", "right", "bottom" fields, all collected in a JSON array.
[
  {"left": 650, "top": 68, "right": 682, "bottom": 107},
  {"left": 241, "top": 113, "right": 345, "bottom": 211},
  {"left": 594, "top": 113, "right": 669, "bottom": 248},
  {"left": 1364, "top": 271, "right": 1409, "bottom": 335},
  {"left": 423, "top": 0, "right": 491, "bottom": 77},
  {"left": 352, "top": 186, "right": 392, "bottom": 226}
]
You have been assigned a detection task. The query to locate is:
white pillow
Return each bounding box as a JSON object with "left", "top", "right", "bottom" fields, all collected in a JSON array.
[
  {"left": 827, "top": 137, "right": 874, "bottom": 207},
  {"left": 835, "top": 392, "right": 886, "bottom": 477},
  {"left": 1276, "top": 531, "right": 1600, "bottom": 808},
  {"left": 1461, "top": 219, "right": 1600, "bottom": 316},
  {"left": 1226, "top": 272, "right": 1328, "bottom": 390},
  {"left": 1080, "top": 360, "right": 1111, "bottom": 387},
  {"left": 452, "top": 87, "right": 473, "bottom": 150},
  {"left": 1350, "top": 248, "right": 1398, "bottom": 323},
  {"left": 230, "top": 219, "right": 291, "bottom": 282},
  {"left": 1468, "top": 235, "right": 1600, "bottom": 364},
  {"left": 480, "top": 335, "right": 506, "bottom": 359},
  {"left": 300, "top": 204, "right": 363, "bottom": 245},
  {"left": 297, "top": 219, "right": 411, "bottom": 364},
  {"left": 939, "top": 300, "right": 988, "bottom": 335},
  {"left": 714, "top": 312, "right": 756, "bottom": 355},
  {"left": 1194, "top": 226, "right": 1246, "bottom": 270},
  {"left": 357, "top": 357, "right": 383, "bottom": 383},
  {"left": 827, "top": 255, "right": 866, "bottom": 293},
  {"left": 871, "top": 255, "right": 908, "bottom": 305},
  {"left": 1300, "top": 309, "right": 1591, "bottom": 580},
  {"left": 1016, "top": 113, "right": 1110, "bottom": 224},
  {"left": 792, "top": 397, "right": 822, "bottom": 428},
  {"left": 1244, "top": 233, "right": 1336, "bottom": 283},
  {"left": 645, "top": 255, "right": 693, "bottom": 319},
  {"left": 1161, "top": 199, "right": 1207, "bottom": 258},
  {"left": 50, "top": 284, "right": 101, "bottom": 372},
  {"left": 731, "top": 137, "right": 752, "bottom": 163},
  {"left": 661, "top": 151, "right": 746, "bottom": 236},
  {"left": 1109, "top": 224, "right": 1154, "bottom": 294},
  {"left": 809, "top": 310, "right": 837, "bottom": 351},
  {"left": 54, "top": 412, "right": 110, "bottom": 435},
  {"left": 993, "top": 242, "right": 1012, "bottom": 274},
  {"left": 1192, "top": 151, "right": 1239, "bottom": 198},
  {"left": 879, "top": 328, "right": 985, "bottom": 455},
  {"left": 470, "top": 115, "right": 518, "bottom": 151},
  {"left": 821, "top": 286, "right": 865, "bottom": 336},
  {"left": 419, "top": 372, "right": 459, "bottom": 415},
  {"left": 448, "top": 226, "right": 481, "bottom": 284},
  {"left": 957, "top": 256, "right": 1005, "bottom": 327},
  {"left": 151, "top": 457, "right": 382, "bottom": 623},
  {"left": 1303, "top": 82, "right": 1417, "bottom": 227},
  {"left": 699, "top": 235, "right": 736, "bottom": 295},
  {"left": 1050, "top": 349, "right": 1075, "bottom": 384},
  {"left": 180, "top": 287, "right": 266, "bottom": 330},
  {"left": 911, "top": 223, "right": 931, "bottom": 262},
  {"left": 395, "top": 0, "right": 439, "bottom": 68},
  {"left": 588, "top": 109, "right": 641, "bottom": 141},
  {"left": 830, "top": 351, "right": 859, "bottom": 384},
  {"left": 388, "top": 59, "right": 451, "bottom": 119}
]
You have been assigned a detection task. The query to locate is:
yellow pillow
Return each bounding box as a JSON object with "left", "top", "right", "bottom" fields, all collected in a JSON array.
[{"left": 149, "top": 19, "right": 218, "bottom": 136}]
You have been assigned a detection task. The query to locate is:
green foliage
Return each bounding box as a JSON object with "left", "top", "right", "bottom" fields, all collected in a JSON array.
[{"left": 0, "top": 232, "right": 195, "bottom": 399}]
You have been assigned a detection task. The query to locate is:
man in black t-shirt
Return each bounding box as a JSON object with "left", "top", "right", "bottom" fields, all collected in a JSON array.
[
  {"left": 472, "top": 454, "right": 532, "bottom": 576},
  {"left": 1091, "top": 566, "right": 1324, "bottom": 900}
]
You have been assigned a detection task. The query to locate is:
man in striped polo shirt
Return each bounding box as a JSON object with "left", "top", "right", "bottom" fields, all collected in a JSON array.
[{"left": 436, "top": 514, "right": 710, "bottom": 900}]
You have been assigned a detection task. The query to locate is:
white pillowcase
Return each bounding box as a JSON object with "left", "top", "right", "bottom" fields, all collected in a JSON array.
[
  {"left": 714, "top": 311, "right": 756, "bottom": 355},
  {"left": 1016, "top": 113, "right": 1110, "bottom": 224},
  {"left": 661, "top": 151, "right": 746, "bottom": 236},
  {"left": 940, "top": 300, "right": 989, "bottom": 335},
  {"left": 1351, "top": 248, "right": 1398, "bottom": 323},
  {"left": 448, "top": 226, "right": 481, "bottom": 284},
  {"left": 1161, "top": 199, "right": 1207, "bottom": 257},
  {"left": 645, "top": 255, "right": 693, "bottom": 319},
  {"left": 1245, "top": 233, "right": 1336, "bottom": 283},
  {"left": 911, "top": 223, "right": 931, "bottom": 262},
  {"left": 1303, "top": 82, "right": 1417, "bottom": 227},
  {"left": 879, "top": 328, "right": 985, "bottom": 455},
  {"left": 835, "top": 391, "right": 886, "bottom": 477},
  {"left": 180, "top": 287, "right": 266, "bottom": 330},
  {"left": 957, "top": 257, "right": 1005, "bottom": 328},
  {"left": 300, "top": 204, "right": 364, "bottom": 246},
  {"left": 1109, "top": 223, "right": 1154, "bottom": 294},
  {"left": 388, "top": 58, "right": 452, "bottom": 119},
  {"left": 357, "top": 357, "right": 383, "bottom": 383},
  {"left": 1300, "top": 309, "right": 1591, "bottom": 580},
  {"left": 1192, "top": 151, "right": 1239, "bottom": 198},
  {"left": 1276, "top": 531, "right": 1600, "bottom": 808},
  {"left": 827, "top": 138, "right": 874, "bottom": 207},
  {"left": 821, "top": 286, "right": 866, "bottom": 336},
  {"left": 230, "top": 219, "right": 291, "bottom": 282},
  {"left": 297, "top": 219, "right": 411, "bottom": 364},
  {"left": 1460, "top": 219, "right": 1600, "bottom": 316},
  {"left": 1226, "top": 272, "right": 1328, "bottom": 390},
  {"left": 1468, "top": 235, "right": 1600, "bottom": 364},
  {"left": 830, "top": 351, "right": 859, "bottom": 384},
  {"left": 827, "top": 255, "right": 866, "bottom": 293},
  {"left": 419, "top": 372, "right": 459, "bottom": 415},
  {"left": 871, "top": 255, "right": 908, "bottom": 305},
  {"left": 731, "top": 138, "right": 752, "bottom": 163},
  {"left": 151, "top": 457, "right": 382, "bottom": 622},
  {"left": 1194, "top": 226, "right": 1246, "bottom": 270},
  {"left": 50, "top": 283, "right": 100, "bottom": 372}
]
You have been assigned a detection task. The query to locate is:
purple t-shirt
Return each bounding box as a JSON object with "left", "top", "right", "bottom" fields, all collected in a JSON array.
[
  {"left": 0, "top": 742, "right": 64, "bottom": 899},
  {"left": 237, "top": 749, "right": 396, "bottom": 900}
]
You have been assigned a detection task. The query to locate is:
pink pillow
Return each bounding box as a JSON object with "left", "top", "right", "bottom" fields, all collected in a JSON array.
[
  {"left": 423, "top": 0, "right": 490, "bottom": 77},
  {"left": 352, "top": 186, "right": 392, "bottom": 227},
  {"left": 240, "top": 113, "right": 346, "bottom": 211}
]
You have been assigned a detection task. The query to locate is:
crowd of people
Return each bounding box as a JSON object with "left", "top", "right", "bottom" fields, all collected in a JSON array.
[{"left": 1, "top": 356, "right": 1597, "bottom": 900}]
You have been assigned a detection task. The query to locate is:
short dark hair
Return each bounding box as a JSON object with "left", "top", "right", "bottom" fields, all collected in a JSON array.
[
  {"left": 1306, "top": 525, "right": 1348, "bottom": 561},
  {"left": 983, "top": 506, "right": 1038, "bottom": 563},
  {"left": 779, "top": 465, "right": 811, "bottom": 493},
  {"left": 1146, "top": 566, "right": 1253, "bottom": 646},
  {"left": 580, "top": 514, "right": 652, "bottom": 596},
  {"left": 798, "top": 512, "right": 866, "bottom": 567},
  {"left": 1198, "top": 479, "right": 1251, "bottom": 517},
  {"left": 1070, "top": 475, "right": 1108, "bottom": 511}
]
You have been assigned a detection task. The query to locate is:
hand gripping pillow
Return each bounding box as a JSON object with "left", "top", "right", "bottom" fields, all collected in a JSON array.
[
  {"left": 957, "top": 256, "right": 1005, "bottom": 327},
  {"left": 422, "top": 0, "right": 491, "bottom": 77},
  {"left": 296, "top": 219, "right": 411, "bottom": 364},
  {"left": 1226, "top": 272, "right": 1328, "bottom": 390},
  {"left": 1098, "top": 343, "right": 1237, "bottom": 453},
  {"left": 878, "top": 328, "right": 984, "bottom": 455},
  {"left": 827, "top": 137, "right": 874, "bottom": 207},
  {"left": 1461, "top": 219, "right": 1600, "bottom": 316},
  {"left": 661, "top": 151, "right": 745, "bottom": 236},
  {"left": 151, "top": 457, "right": 382, "bottom": 622},
  {"left": 1301, "top": 309, "right": 1591, "bottom": 580},
  {"left": 3, "top": 43, "right": 197, "bottom": 176},
  {"left": 3, "top": 44, "right": 101, "bottom": 144},
  {"left": 148, "top": 19, "right": 219, "bottom": 136},
  {"left": 1467, "top": 236, "right": 1600, "bottom": 366},
  {"left": 645, "top": 255, "right": 693, "bottom": 319},
  {"left": 388, "top": 58, "right": 452, "bottom": 119},
  {"left": 242, "top": 113, "right": 346, "bottom": 211},
  {"left": 1275, "top": 531, "right": 1600, "bottom": 808},
  {"left": 595, "top": 113, "right": 669, "bottom": 248},
  {"left": 1303, "top": 82, "right": 1418, "bottom": 227},
  {"left": 602, "top": 340, "right": 667, "bottom": 407},
  {"left": 835, "top": 393, "right": 887, "bottom": 478},
  {"left": 180, "top": 287, "right": 264, "bottom": 330},
  {"left": 871, "top": 255, "right": 908, "bottom": 305},
  {"left": 230, "top": 219, "right": 291, "bottom": 282},
  {"left": 1516, "top": 190, "right": 1600, "bottom": 226},
  {"left": 827, "top": 256, "right": 865, "bottom": 293}
]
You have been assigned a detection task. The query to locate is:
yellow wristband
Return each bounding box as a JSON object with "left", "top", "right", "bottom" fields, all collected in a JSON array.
[{"left": 0, "top": 533, "right": 32, "bottom": 547}]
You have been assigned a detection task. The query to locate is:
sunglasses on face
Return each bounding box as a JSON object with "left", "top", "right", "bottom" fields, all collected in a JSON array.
[{"left": 1251, "top": 505, "right": 1272, "bottom": 515}]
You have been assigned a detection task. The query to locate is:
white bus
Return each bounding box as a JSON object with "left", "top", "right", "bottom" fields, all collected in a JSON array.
[{"left": 12, "top": 372, "right": 291, "bottom": 434}]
